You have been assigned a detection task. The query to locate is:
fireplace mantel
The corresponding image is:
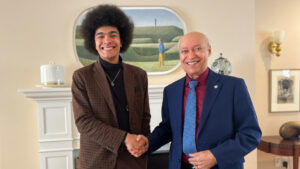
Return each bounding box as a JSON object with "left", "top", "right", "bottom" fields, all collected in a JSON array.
[{"left": 19, "top": 85, "right": 166, "bottom": 169}]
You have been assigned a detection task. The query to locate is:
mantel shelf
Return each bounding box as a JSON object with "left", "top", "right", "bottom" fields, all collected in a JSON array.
[
  {"left": 18, "top": 85, "right": 165, "bottom": 101},
  {"left": 18, "top": 88, "right": 72, "bottom": 101}
]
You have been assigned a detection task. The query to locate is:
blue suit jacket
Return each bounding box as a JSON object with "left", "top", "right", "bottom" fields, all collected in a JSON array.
[{"left": 148, "top": 70, "right": 261, "bottom": 169}]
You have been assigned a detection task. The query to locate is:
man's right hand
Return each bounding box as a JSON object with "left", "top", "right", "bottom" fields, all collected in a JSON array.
[{"left": 124, "top": 133, "right": 149, "bottom": 157}]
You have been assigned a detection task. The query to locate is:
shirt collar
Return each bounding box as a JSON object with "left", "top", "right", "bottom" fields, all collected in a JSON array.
[
  {"left": 185, "top": 68, "right": 209, "bottom": 86},
  {"left": 99, "top": 56, "right": 122, "bottom": 71}
]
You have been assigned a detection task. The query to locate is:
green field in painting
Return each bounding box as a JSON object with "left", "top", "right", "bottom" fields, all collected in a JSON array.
[
  {"left": 79, "top": 57, "right": 179, "bottom": 72},
  {"left": 125, "top": 60, "right": 179, "bottom": 72},
  {"left": 75, "top": 25, "right": 183, "bottom": 72}
]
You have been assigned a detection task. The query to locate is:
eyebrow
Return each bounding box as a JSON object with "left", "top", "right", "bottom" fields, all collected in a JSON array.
[
  {"left": 180, "top": 44, "right": 202, "bottom": 49},
  {"left": 194, "top": 44, "right": 203, "bottom": 48},
  {"left": 95, "top": 31, "right": 119, "bottom": 36}
]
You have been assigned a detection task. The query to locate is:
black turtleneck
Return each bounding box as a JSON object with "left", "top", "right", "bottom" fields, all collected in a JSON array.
[{"left": 99, "top": 57, "right": 130, "bottom": 133}]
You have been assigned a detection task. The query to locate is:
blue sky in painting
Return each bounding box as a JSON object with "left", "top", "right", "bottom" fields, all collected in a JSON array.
[
  {"left": 76, "top": 8, "right": 183, "bottom": 29},
  {"left": 123, "top": 9, "right": 183, "bottom": 29}
]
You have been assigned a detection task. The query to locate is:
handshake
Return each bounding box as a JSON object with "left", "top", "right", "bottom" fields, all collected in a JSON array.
[{"left": 124, "top": 133, "right": 149, "bottom": 157}]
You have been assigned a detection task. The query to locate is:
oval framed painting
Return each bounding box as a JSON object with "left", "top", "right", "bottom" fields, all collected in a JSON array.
[{"left": 74, "top": 6, "right": 186, "bottom": 75}]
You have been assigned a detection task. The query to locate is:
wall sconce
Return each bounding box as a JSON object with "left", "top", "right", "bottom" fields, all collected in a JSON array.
[{"left": 268, "top": 30, "right": 285, "bottom": 57}]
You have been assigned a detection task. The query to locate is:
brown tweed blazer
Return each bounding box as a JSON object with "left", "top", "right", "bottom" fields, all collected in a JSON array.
[{"left": 72, "top": 60, "right": 151, "bottom": 169}]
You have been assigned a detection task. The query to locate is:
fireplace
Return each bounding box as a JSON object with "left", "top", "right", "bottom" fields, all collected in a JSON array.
[{"left": 19, "top": 85, "right": 166, "bottom": 169}]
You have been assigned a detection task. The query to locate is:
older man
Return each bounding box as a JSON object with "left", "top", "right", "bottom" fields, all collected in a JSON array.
[{"left": 133, "top": 32, "right": 261, "bottom": 169}]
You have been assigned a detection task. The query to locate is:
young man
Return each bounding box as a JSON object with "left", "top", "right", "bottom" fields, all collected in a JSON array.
[{"left": 72, "top": 5, "right": 150, "bottom": 169}]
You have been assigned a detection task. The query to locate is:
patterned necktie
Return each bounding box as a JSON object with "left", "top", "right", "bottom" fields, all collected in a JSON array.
[{"left": 183, "top": 80, "right": 199, "bottom": 155}]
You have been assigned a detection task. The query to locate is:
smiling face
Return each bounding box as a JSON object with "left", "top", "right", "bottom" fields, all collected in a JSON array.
[
  {"left": 179, "top": 32, "right": 211, "bottom": 79},
  {"left": 94, "top": 26, "right": 122, "bottom": 64}
]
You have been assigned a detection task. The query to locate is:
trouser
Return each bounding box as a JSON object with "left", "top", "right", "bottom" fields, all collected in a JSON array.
[
  {"left": 115, "top": 149, "right": 147, "bottom": 169},
  {"left": 181, "top": 161, "right": 194, "bottom": 169},
  {"left": 159, "top": 53, "right": 164, "bottom": 66}
]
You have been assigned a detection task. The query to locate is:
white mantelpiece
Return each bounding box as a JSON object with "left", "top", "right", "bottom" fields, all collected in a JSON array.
[{"left": 19, "top": 85, "right": 165, "bottom": 169}]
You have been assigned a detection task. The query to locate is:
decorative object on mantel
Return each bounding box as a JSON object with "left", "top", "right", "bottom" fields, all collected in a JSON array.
[
  {"left": 39, "top": 62, "right": 65, "bottom": 87},
  {"left": 279, "top": 121, "right": 300, "bottom": 140},
  {"left": 211, "top": 53, "right": 232, "bottom": 75}
]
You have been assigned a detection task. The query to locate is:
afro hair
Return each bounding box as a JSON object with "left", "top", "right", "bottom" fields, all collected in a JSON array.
[{"left": 80, "top": 4, "right": 134, "bottom": 55}]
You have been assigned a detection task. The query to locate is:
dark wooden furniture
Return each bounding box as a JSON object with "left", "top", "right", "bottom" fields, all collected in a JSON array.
[{"left": 258, "top": 136, "right": 300, "bottom": 169}]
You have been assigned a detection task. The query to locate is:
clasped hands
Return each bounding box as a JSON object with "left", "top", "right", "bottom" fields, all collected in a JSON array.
[
  {"left": 124, "top": 133, "right": 149, "bottom": 157},
  {"left": 124, "top": 134, "right": 217, "bottom": 169}
]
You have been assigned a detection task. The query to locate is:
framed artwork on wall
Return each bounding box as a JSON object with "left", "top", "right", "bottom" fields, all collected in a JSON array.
[
  {"left": 73, "top": 6, "right": 186, "bottom": 75},
  {"left": 270, "top": 69, "right": 300, "bottom": 112}
]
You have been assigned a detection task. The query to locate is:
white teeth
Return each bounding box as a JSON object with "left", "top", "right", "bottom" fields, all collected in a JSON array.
[
  {"left": 187, "top": 61, "right": 200, "bottom": 65},
  {"left": 101, "top": 46, "right": 114, "bottom": 50}
]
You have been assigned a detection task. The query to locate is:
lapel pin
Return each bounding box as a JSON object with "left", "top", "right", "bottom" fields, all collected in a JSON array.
[{"left": 214, "top": 85, "right": 218, "bottom": 89}]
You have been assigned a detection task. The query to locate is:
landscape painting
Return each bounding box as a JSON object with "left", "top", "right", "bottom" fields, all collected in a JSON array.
[{"left": 74, "top": 7, "right": 185, "bottom": 74}]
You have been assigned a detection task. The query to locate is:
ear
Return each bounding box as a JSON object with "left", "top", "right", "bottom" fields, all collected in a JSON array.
[{"left": 208, "top": 46, "right": 212, "bottom": 57}]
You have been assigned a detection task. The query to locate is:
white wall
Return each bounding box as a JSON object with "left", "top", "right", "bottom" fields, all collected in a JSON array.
[
  {"left": 0, "top": 0, "right": 256, "bottom": 169},
  {"left": 255, "top": 0, "right": 300, "bottom": 169}
]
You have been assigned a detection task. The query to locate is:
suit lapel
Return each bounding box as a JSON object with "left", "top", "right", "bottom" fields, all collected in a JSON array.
[
  {"left": 122, "top": 63, "right": 135, "bottom": 115},
  {"left": 93, "top": 60, "right": 118, "bottom": 121},
  {"left": 198, "top": 70, "right": 222, "bottom": 136},
  {"left": 172, "top": 78, "right": 185, "bottom": 138}
]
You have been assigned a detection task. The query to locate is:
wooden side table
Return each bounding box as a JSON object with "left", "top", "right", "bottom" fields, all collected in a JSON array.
[{"left": 258, "top": 136, "right": 300, "bottom": 169}]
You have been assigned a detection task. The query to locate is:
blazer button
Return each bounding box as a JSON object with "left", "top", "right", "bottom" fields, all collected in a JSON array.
[{"left": 126, "top": 105, "right": 129, "bottom": 111}]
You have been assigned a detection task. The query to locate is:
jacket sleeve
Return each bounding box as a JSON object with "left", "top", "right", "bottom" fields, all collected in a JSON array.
[
  {"left": 147, "top": 88, "right": 173, "bottom": 153},
  {"left": 210, "top": 79, "right": 262, "bottom": 167},
  {"left": 72, "top": 70, "right": 126, "bottom": 154},
  {"left": 142, "top": 72, "right": 151, "bottom": 135}
]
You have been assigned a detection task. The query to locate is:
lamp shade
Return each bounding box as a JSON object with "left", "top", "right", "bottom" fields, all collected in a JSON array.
[{"left": 274, "top": 30, "right": 285, "bottom": 44}]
